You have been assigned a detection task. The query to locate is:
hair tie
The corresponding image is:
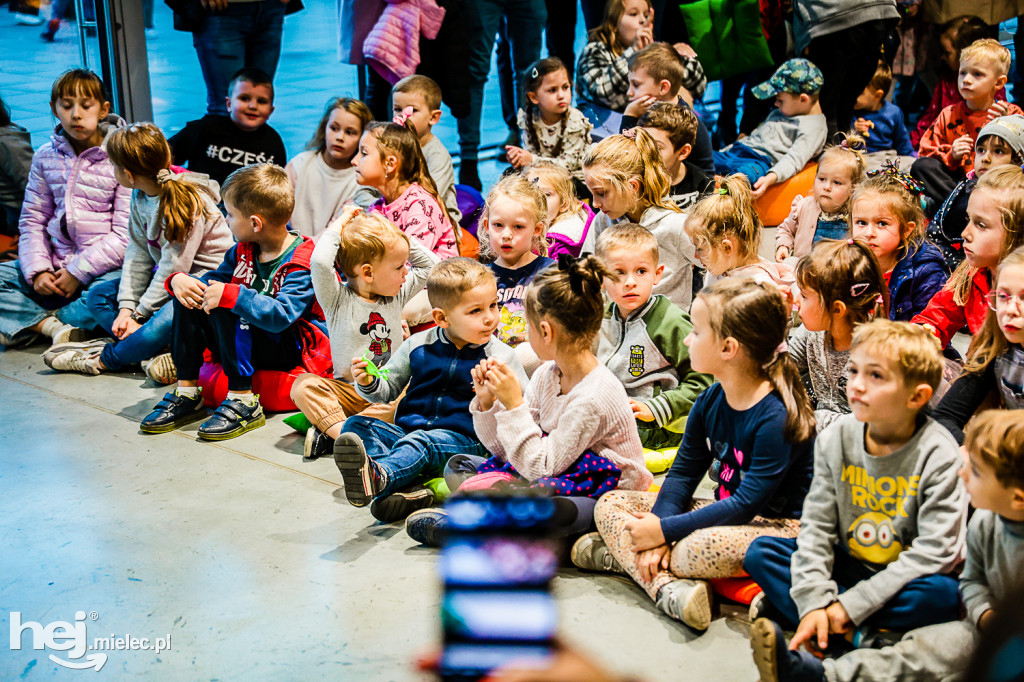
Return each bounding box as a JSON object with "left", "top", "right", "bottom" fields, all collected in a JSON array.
[
  {"left": 866, "top": 159, "right": 925, "bottom": 197},
  {"left": 557, "top": 253, "right": 586, "bottom": 294},
  {"left": 776, "top": 340, "right": 788, "bottom": 355},
  {"left": 839, "top": 139, "right": 849, "bottom": 149},
  {"left": 850, "top": 282, "right": 870, "bottom": 297},
  {"left": 717, "top": 186, "right": 729, "bottom": 195},
  {"left": 531, "top": 67, "right": 539, "bottom": 79},
  {"left": 622, "top": 127, "right": 638, "bottom": 140},
  {"left": 847, "top": 238, "right": 855, "bottom": 245},
  {"left": 392, "top": 106, "right": 414, "bottom": 127},
  {"left": 156, "top": 168, "right": 174, "bottom": 185}
]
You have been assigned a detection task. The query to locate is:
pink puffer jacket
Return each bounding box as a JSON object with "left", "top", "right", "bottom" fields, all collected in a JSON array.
[
  {"left": 362, "top": 0, "right": 445, "bottom": 85},
  {"left": 18, "top": 115, "right": 131, "bottom": 285}
]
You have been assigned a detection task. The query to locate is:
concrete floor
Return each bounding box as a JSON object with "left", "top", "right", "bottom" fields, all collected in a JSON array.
[{"left": 0, "top": 345, "right": 758, "bottom": 681}]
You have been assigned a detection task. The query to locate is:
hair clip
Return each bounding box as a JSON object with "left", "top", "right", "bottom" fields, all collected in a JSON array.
[
  {"left": 717, "top": 186, "right": 729, "bottom": 195},
  {"left": 531, "top": 67, "right": 540, "bottom": 79},
  {"left": 850, "top": 282, "right": 871, "bottom": 297},
  {"left": 847, "top": 238, "right": 855, "bottom": 245},
  {"left": 392, "top": 105, "right": 414, "bottom": 127},
  {"left": 875, "top": 294, "right": 884, "bottom": 306},
  {"left": 622, "top": 127, "right": 638, "bottom": 140},
  {"left": 866, "top": 160, "right": 925, "bottom": 197},
  {"left": 839, "top": 139, "right": 849, "bottom": 149}
]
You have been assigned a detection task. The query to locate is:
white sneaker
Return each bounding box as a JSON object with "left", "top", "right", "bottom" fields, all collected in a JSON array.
[
  {"left": 43, "top": 338, "right": 111, "bottom": 367},
  {"left": 15, "top": 12, "right": 44, "bottom": 25},
  {"left": 656, "top": 579, "right": 712, "bottom": 630},
  {"left": 749, "top": 590, "right": 767, "bottom": 622},
  {"left": 142, "top": 352, "right": 177, "bottom": 384},
  {"left": 51, "top": 324, "right": 90, "bottom": 346},
  {"left": 49, "top": 348, "right": 102, "bottom": 375}
]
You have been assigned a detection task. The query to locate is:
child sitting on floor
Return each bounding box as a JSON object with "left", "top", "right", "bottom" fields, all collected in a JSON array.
[
  {"left": 524, "top": 161, "right": 594, "bottom": 259},
  {"left": 638, "top": 102, "right": 713, "bottom": 211},
  {"left": 852, "top": 61, "right": 915, "bottom": 171},
  {"left": 596, "top": 223, "right": 713, "bottom": 450},
  {"left": 744, "top": 321, "right": 968, "bottom": 656}
]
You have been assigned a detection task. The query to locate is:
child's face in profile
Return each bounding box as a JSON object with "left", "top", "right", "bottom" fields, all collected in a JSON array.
[
  {"left": 366, "top": 238, "right": 411, "bottom": 298},
  {"left": 964, "top": 186, "right": 1007, "bottom": 270},
  {"left": 643, "top": 126, "right": 689, "bottom": 176},
  {"left": 683, "top": 296, "right": 718, "bottom": 375},
  {"left": 975, "top": 135, "right": 1015, "bottom": 176},
  {"left": 353, "top": 132, "right": 387, "bottom": 189},
  {"left": 616, "top": 0, "right": 650, "bottom": 47},
  {"left": 774, "top": 92, "right": 811, "bottom": 117},
  {"left": 795, "top": 284, "right": 830, "bottom": 333},
  {"left": 53, "top": 91, "right": 110, "bottom": 149},
  {"left": 322, "top": 107, "right": 364, "bottom": 168},
  {"left": 584, "top": 167, "right": 634, "bottom": 220},
  {"left": 391, "top": 91, "right": 439, "bottom": 143},
  {"left": 602, "top": 247, "right": 662, "bottom": 318},
  {"left": 851, "top": 194, "right": 905, "bottom": 269},
  {"left": 441, "top": 281, "right": 500, "bottom": 347},
  {"left": 958, "top": 445, "right": 1020, "bottom": 515},
  {"left": 525, "top": 172, "right": 562, "bottom": 223},
  {"left": 853, "top": 85, "right": 884, "bottom": 112},
  {"left": 224, "top": 200, "right": 257, "bottom": 242},
  {"left": 813, "top": 159, "right": 855, "bottom": 214},
  {"left": 993, "top": 263, "right": 1024, "bottom": 345},
  {"left": 958, "top": 57, "right": 1005, "bottom": 106},
  {"left": 940, "top": 33, "right": 959, "bottom": 71},
  {"left": 627, "top": 68, "right": 664, "bottom": 103},
  {"left": 226, "top": 80, "right": 274, "bottom": 132},
  {"left": 846, "top": 346, "right": 917, "bottom": 426}
]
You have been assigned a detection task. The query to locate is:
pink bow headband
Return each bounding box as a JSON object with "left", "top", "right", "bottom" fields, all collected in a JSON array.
[{"left": 392, "top": 106, "right": 414, "bottom": 127}]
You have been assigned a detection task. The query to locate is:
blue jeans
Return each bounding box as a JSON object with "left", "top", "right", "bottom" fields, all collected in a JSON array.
[
  {"left": 456, "top": 0, "right": 546, "bottom": 161},
  {"left": 712, "top": 144, "right": 773, "bottom": 183},
  {"left": 191, "top": 0, "right": 286, "bottom": 114},
  {"left": 0, "top": 261, "right": 117, "bottom": 339},
  {"left": 743, "top": 536, "right": 961, "bottom": 630},
  {"left": 86, "top": 278, "right": 174, "bottom": 371},
  {"left": 341, "top": 415, "right": 487, "bottom": 498}
]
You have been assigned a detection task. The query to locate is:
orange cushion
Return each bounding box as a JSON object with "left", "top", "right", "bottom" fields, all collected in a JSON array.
[
  {"left": 459, "top": 230, "right": 480, "bottom": 259},
  {"left": 198, "top": 362, "right": 304, "bottom": 412},
  {"left": 754, "top": 163, "right": 817, "bottom": 227}
]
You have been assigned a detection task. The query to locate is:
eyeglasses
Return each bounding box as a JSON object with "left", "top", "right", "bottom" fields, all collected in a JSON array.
[{"left": 986, "top": 290, "right": 1024, "bottom": 311}]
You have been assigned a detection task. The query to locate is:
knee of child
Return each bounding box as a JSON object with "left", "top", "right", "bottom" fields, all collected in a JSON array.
[{"left": 742, "top": 535, "right": 772, "bottom": 572}]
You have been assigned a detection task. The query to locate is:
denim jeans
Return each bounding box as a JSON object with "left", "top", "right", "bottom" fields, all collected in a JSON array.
[
  {"left": 191, "top": 0, "right": 286, "bottom": 114},
  {"left": 86, "top": 278, "right": 174, "bottom": 371},
  {"left": 341, "top": 415, "right": 487, "bottom": 498},
  {"left": 0, "top": 261, "right": 117, "bottom": 339},
  {"left": 712, "top": 144, "right": 773, "bottom": 184},
  {"left": 743, "top": 535, "right": 961, "bottom": 630},
  {"left": 456, "top": 0, "right": 546, "bottom": 161}
]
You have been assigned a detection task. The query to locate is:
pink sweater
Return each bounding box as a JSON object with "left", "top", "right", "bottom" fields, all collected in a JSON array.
[
  {"left": 775, "top": 194, "right": 821, "bottom": 260},
  {"left": 362, "top": 0, "right": 445, "bottom": 85},
  {"left": 373, "top": 182, "right": 457, "bottom": 258}
]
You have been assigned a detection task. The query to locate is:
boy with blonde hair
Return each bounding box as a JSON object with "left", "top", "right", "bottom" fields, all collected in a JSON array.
[
  {"left": 291, "top": 206, "right": 440, "bottom": 460},
  {"left": 912, "top": 39, "right": 1024, "bottom": 203},
  {"left": 750, "top": 408, "right": 1024, "bottom": 682},
  {"left": 140, "top": 163, "right": 330, "bottom": 440},
  {"left": 744, "top": 320, "right": 968, "bottom": 658}
]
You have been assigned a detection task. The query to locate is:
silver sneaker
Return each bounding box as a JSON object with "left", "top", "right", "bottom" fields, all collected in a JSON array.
[
  {"left": 49, "top": 348, "right": 103, "bottom": 375},
  {"left": 570, "top": 532, "right": 625, "bottom": 573},
  {"left": 143, "top": 352, "right": 177, "bottom": 385},
  {"left": 656, "top": 579, "right": 712, "bottom": 630},
  {"left": 43, "top": 339, "right": 111, "bottom": 368}
]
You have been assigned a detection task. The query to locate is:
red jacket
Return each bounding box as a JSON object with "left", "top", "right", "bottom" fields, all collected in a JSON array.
[{"left": 911, "top": 268, "right": 991, "bottom": 349}]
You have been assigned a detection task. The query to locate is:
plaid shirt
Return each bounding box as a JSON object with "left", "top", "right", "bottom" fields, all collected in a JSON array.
[{"left": 576, "top": 41, "right": 707, "bottom": 110}]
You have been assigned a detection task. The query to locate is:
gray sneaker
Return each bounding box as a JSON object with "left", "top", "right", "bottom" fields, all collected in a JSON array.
[
  {"left": 570, "top": 532, "right": 625, "bottom": 573},
  {"left": 656, "top": 579, "right": 712, "bottom": 630},
  {"left": 43, "top": 339, "right": 111, "bottom": 368},
  {"left": 143, "top": 352, "right": 177, "bottom": 384}
]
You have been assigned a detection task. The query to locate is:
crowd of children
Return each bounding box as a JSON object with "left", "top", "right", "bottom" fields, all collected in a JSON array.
[{"left": 9, "top": 4, "right": 1024, "bottom": 676}]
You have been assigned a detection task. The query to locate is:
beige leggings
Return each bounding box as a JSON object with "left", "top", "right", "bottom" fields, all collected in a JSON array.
[{"left": 594, "top": 490, "right": 800, "bottom": 599}]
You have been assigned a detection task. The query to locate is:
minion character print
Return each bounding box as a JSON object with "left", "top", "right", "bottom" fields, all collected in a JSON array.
[{"left": 847, "top": 511, "right": 904, "bottom": 565}]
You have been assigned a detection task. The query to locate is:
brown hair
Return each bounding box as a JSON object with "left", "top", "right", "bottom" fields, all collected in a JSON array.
[
  {"left": 221, "top": 163, "right": 294, "bottom": 226},
  {"left": 393, "top": 74, "right": 443, "bottom": 111},
  {"left": 638, "top": 102, "right": 698, "bottom": 152},
  {"left": 524, "top": 160, "right": 579, "bottom": 221},
  {"left": 525, "top": 255, "right": 614, "bottom": 350},
  {"left": 479, "top": 174, "right": 550, "bottom": 262},
  {"left": 228, "top": 67, "right": 274, "bottom": 100},
  {"left": 966, "top": 245, "right": 1024, "bottom": 375},
  {"left": 965, "top": 409, "right": 1024, "bottom": 489},
  {"left": 866, "top": 60, "right": 893, "bottom": 95},
  {"left": 696, "top": 279, "right": 816, "bottom": 442},
  {"left": 588, "top": 0, "right": 652, "bottom": 55},
  {"left": 50, "top": 68, "right": 107, "bottom": 110},
  {"left": 849, "top": 161, "right": 924, "bottom": 262},
  {"left": 947, "top": 165, "right": 1024, "bottom": 305},
  {"left": 521, "top": 57, "right": 571, "bottom": 158},
  {"left": 628, "top": 42, "right": 685, "bottom": 97},
  {"left": 685, "top": 174, "right": 762, "bottom": 262},
  {"left": 306, "top": 97, "right": 372, "bottom": 157},
  {"left": 583, "top": 128, "right": 679, "bottom": 214},
  {"left": 596, "top": 222, "right": 659, "bottom": 262},
  {"left": 106, "top": 123, "right": 217, "bottom": 244},
  {"left": 333, "top": 211, "right": 410, "bottom": 278},
  {"left": 850, "top": 319, "right": 943, "bottom": 391},
  {"left": 818, "top": 132, "right": 867, "bottom": 194},
  {"left": 427, "top": 257, "right": 495, "bottom": 311},
  {"left": 796, "top": 239, "right": 889, "bottom": 328}
]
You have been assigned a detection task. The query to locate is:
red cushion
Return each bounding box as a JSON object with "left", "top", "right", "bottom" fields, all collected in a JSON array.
[{"left": 198, "top": 362, "right": 304, "bottom": 412}]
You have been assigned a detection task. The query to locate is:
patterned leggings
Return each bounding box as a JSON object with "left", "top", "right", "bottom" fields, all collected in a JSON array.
[{"left": 594, "top": 490, "right": 801, "bottom": 599}]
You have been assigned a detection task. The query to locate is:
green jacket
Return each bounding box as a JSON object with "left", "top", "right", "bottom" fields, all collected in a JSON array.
[{"left": 597, "top": 294, "right": 714, "bottom": 432}]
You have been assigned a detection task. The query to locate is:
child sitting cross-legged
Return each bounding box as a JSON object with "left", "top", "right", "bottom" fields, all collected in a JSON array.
[
  {"left": 750, "top": 409, "right": 1024, "bottom": 682},
  {"left": 596, "top": 223, "right": 713, "bottom": 450},
  {"left": 290, "top": 206, "right": 439, "bottom": 460},
  {"left": 573, "top": 278, "right": 816, "bottom": 631},
  {"left": 139, "top": 163, "right": 330, "bottom": 441},
  {"left": 744, "top": 321, "right": 968, "bottom": 658},
  {"left": 333, "top": 258, "right": 526, "bottom": 523}
]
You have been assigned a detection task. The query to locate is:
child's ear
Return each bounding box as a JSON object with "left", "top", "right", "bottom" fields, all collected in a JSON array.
[
  {"left": 539, "top": 319, "right": 553, "bottom": 342},
  {"left": 720, "top": 335, "right": 740, "bottom": 360},
  {"left": 429, "top": 109, "right": 442, "bottom": 126},
  {"left": 627, "top": 176, "right": 642, "bottom": 195},
  {"left": 676, "top": 143, "right": 692, "bottom": 161},
  {"left": 358, "top": 262, "right": 374, "bottom": 282},
  {"left": 653, "top": 263, "right": 665, "bottom": 285},
  {"left": 225, "top": 96, "right": 232, "bottom": 115},
  {"left": 99, "top": 101, "right": 111, "bottom": 118},
  {"left": 431, "top": 307, "right": 449, "bottom": 329},
  {"left": 251, "top": 214, "right": 264, "bottom": 233},
  {"left": 907, "top": 382, "right": 934, "bottom": 410},
  {"left": 874, "top": 89, "right": 886, "bottom": 101},
  {"left": 997, "top": 74, "right": 1009, "bottom": 90},
  {"left": 1011, "top": 487, "right": 1024, "bottom": 511},
  {"left": 384, "top": 153, "right": 399, "bottom": 175},
  {"left": 721, "top": 237, "right": 734, "bottom": 255},
  {"left": 904, "top": 220, "right": 916, "bottom": 240},
  {"left": 800, "top": 93, "right": 812, "bottom": 105},
  {"left": 658, "top": 80, "right": 672, "bottom": 97},
  {"left": 527, "top": 92, "right": 541, "bottom": 106},
  {"left": 832, "top": 300, "right": 848, "bottom": 319}
]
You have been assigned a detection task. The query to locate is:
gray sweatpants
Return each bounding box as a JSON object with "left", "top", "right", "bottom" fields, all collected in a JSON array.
[{"left": 824, "top": 620, "right": 977, "bottom": 682}]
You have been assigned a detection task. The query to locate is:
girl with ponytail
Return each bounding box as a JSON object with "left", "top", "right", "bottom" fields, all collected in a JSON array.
[
  {"left": 405, "top": 254, "right": 652, "bottom": 545},
  {"left": 45, "top": 122, "right": 232, "bottom": 382},
  {"left": 573, "top": 278, "right": 815, "bottom": 632},
  {"left": 583, "top": 127, "right": 701, "bottom": 310},
  {"left": 355, "top": 110, "right": 460, "bottom": 258}
]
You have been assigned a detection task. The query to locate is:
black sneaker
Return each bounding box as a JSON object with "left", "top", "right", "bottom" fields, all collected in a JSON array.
[
  {"left": 370, "top": 485, "right": 435, "bottom": 523},
  {"left": 303, "top": 426, "right": 332, "bottom": 460},
  {"left": 749, "top": 618, "right": 826, "bottom": 682},
  {"left": 405, "top": 508, "right": 449, "bottom": 547},
  {"left": 197, "top": 397, "right": 265, "bottom": 441},
  {"left": 334, "top": 433, "right": 386, "bottom": 507},
  {"left": 140, "top": 391, "right": 206, "bottom": 434}
]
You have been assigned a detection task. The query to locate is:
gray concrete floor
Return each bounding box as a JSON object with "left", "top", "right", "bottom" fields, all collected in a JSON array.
[{"left": 0, "top": 345, "right": 758, "bottom": 680}]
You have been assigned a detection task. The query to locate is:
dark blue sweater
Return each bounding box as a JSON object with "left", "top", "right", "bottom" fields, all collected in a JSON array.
[
  {"left": 855, "top": 101, "right": 914, "bottom": 156},
  {"left": 651, "top": 384, "right": 813, "bottom": 543}
]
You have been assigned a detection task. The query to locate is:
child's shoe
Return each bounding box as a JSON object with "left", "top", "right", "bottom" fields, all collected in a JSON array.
[
  {"left": 303, "top": 426, "right": 332, "bottom": 460},
  {"left": 43, "top": 338, "right": 110, "bottom": 369},
  {"left": 333, "top": 433, "right": 386, "bottom": 507},
  {"left": 405, "top": 507, "right": 449, "bottom": 547},
  {"left": 655, "top": 578, "right": 712, "bottom": 631},
  {"left": 140, "top": 390, "right": 206, "bottom": 433},
  {"left": 570, "top": 532, "right": 625, "bottom": 573},
  {"left": 369, "top": 485, "right": 435, "bottom": 523},
  {"left": 46, "top": 345, "right": 108, "bottom": 375},
  {"left": 851, "top": 625, "right": 904, "bottom": 649},
  {"left": 50, "top": 324, "right": 90, "bottom": 346},
  {"left": 749, "top": 618, "right": 826, "bottom": 682},
  {"left": 197, "top": 396, "right": 265, "bottom": 441},
  {"left": 142, "top": 352, "right": 177, "bottom": 385}
]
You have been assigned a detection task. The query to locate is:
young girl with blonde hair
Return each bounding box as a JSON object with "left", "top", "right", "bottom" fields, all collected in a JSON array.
[
  {"left": 573, "top": 278, "right": 815, "bottom": 631},
  {"left": 524, "top": 160, "right": 595, "bottom": 259},
  {"left": 584, "top": 128, "right": 700, "bottom": 310},
  {"left": 44, "top": 122, "right": 232, "bottom": 381}
]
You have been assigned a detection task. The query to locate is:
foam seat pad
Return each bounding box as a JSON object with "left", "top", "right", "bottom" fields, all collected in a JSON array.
[
  {"left": 198, "top": 363, "right": 305, "bottom": 412},
  {"left": 754, "top": 163, "right": 817, "bottom": 227}
]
